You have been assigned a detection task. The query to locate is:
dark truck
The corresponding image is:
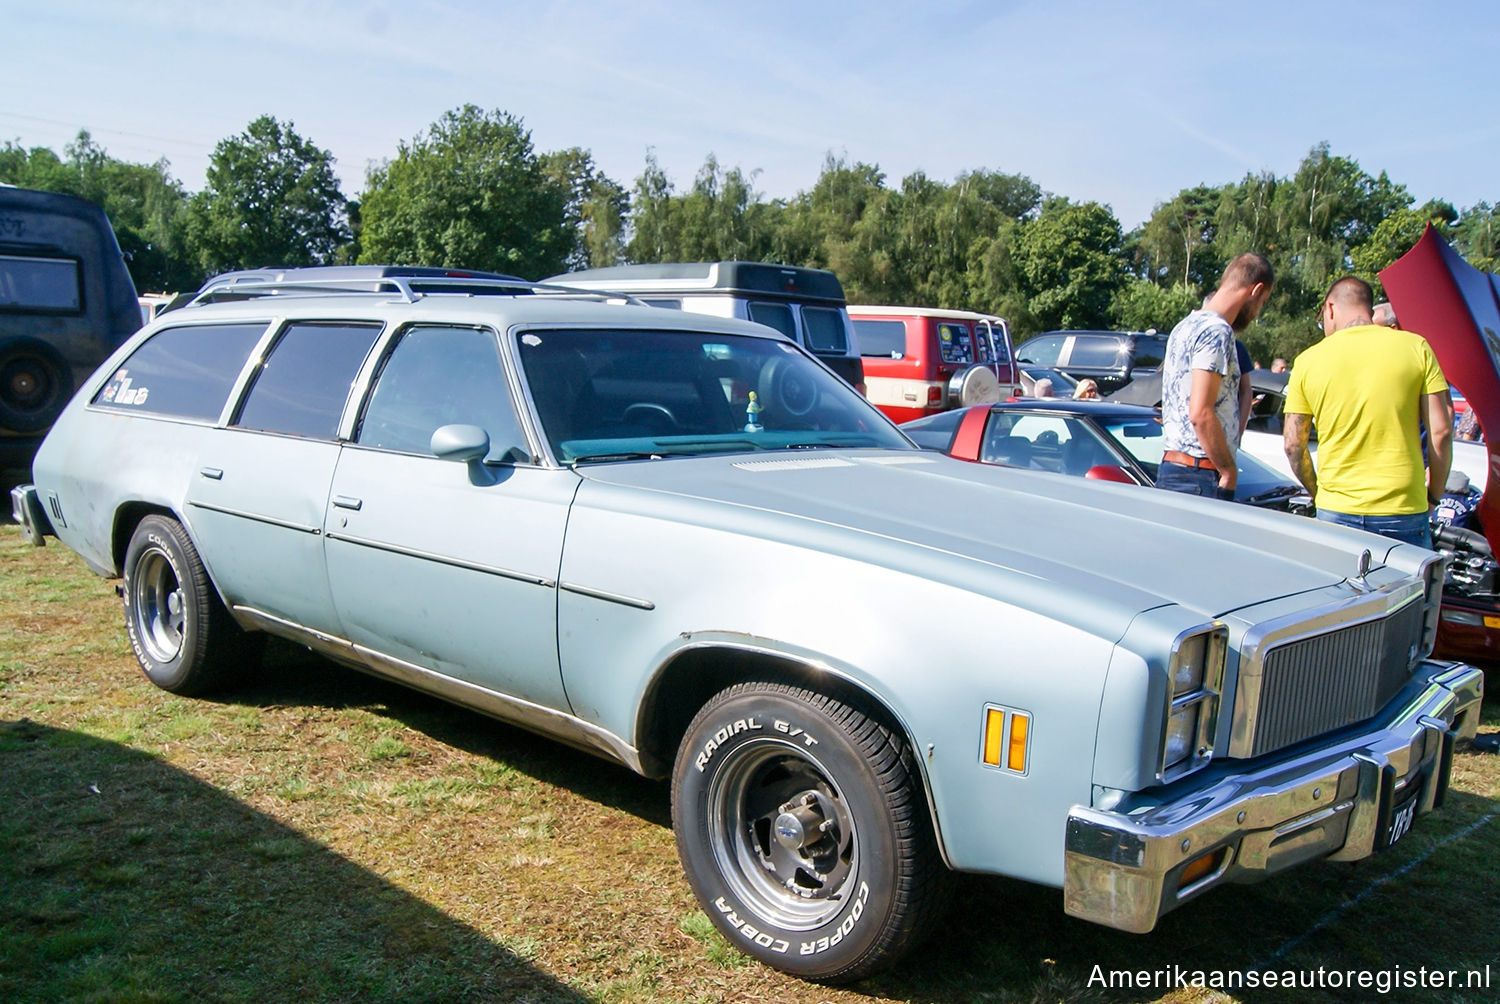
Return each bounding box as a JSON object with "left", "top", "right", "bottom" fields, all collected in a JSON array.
[{"left": 1, "top": 186, "right": 140, "bottom": 470}]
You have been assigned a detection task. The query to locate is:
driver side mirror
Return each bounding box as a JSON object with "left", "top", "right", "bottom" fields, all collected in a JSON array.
[
  {"left": 431, "top": 424, "right": 491, "bottom": 479},
  {"left": 1084, "top": 464, "right": 1141, "bottom": 485}
]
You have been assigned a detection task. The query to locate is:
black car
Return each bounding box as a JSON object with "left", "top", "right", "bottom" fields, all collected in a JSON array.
[
  {"left": 1015, "top": 329, "right": 1167, "bottom": 394},
  {"left": 902, "top": 398, "right": 1308, "bottom": 510}
]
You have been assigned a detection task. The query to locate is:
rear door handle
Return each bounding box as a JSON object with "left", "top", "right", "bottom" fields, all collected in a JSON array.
[
  {"left": 332, "top": 495, "right": 363, "bottom": 511},
  {"left": 199, "top": 467, "right": 223, "bottom": 480}
]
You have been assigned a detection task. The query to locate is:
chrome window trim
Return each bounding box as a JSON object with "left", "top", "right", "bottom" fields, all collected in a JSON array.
[
  {"left": 1229, "top": 578, "right": 1426, "bottom": 759},
  {"left": 1157, "top": 624, "right": 1227, "bottom": 783}
]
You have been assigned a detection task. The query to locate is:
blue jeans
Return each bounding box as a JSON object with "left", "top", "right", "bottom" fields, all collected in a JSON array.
[
  {"left": 1156, "top": 461, "right": 1234, "bottom": 501},
  {"left": 1315, "top": 509, "right": 1433, "bottom": 549}
]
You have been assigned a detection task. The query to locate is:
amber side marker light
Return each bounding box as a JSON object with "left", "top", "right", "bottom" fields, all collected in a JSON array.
[
  {"left": 1177, "top": 847, "right": 1228, "bottom": 892},
  {"left": 981, "top": 706, "right": 1030, "bottom": 774}
]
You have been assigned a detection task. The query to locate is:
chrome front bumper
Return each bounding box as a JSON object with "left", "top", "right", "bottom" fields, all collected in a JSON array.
[
  {"left": 1063, "top": 661, "right": 1484, "bottom": 933},
  {"left": 10, "top": 484, "right": 51, "bottom": 546}
]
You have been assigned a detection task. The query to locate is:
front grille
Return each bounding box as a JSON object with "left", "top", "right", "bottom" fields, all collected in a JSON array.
[{"left": 1246, "top": 596, "right": 1424, "bottom": 757}]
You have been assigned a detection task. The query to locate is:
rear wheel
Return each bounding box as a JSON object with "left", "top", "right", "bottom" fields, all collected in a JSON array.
[
  {"left": 122, "top": 515, "right": 262, "bottom": 695},
  {"left": 671, "top": 682, "right": 947, "bottom": 982}
]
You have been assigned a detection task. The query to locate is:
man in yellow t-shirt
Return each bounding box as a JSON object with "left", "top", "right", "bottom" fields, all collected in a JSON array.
[{"left": 1283, "top": 276, "right": 1452, "bottom": 549}]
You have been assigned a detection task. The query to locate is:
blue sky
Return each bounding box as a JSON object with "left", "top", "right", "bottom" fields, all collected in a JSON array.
[{"left": 4, "top": 0, "right": 1496, "bottom": 229}]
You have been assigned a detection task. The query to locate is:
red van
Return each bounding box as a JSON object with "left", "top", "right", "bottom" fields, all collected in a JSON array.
[{"left": 850, "top": 306, "right": 1019, "bottom": 424}]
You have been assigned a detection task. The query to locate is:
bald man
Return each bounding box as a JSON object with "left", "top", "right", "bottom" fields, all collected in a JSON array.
[{"left": 1284, "top": 276, "right": 1452, "bottom": 548}]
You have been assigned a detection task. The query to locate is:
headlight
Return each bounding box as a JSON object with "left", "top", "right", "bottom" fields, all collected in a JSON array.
[
  {"left": 1164, "top": 703, "right": 1201, "bottom": 767},
  {"left": 1160, "top": 624, "right": 1228, "bottom": 778}
]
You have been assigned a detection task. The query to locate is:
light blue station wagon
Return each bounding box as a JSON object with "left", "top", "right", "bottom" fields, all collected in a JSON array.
[{"left": 11, "top": 275, "right": 1484, "bottom": 982}]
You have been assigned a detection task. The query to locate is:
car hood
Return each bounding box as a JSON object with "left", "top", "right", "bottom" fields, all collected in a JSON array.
[
  {"left": 576, "top": 450, "right": 1387, "bottom": 641},
  {"left": 1382, "top": 226, "right": 1500, "bottom": 553}
]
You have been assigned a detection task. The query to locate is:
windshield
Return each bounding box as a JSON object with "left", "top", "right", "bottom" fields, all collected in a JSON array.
[
  {"left": 517, "top": 327, "right": 910, "bottom": 462},
  {"left": 1098, "top": 416, "right": 1297, "bottom": 498}
]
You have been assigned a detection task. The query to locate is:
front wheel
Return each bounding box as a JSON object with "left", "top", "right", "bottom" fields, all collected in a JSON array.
[
  {"left": 671, "top": 682, "right": 947, "bottom": 983},
  {"left": 122, "top": 514, "right": 261, "bottom": 695}
]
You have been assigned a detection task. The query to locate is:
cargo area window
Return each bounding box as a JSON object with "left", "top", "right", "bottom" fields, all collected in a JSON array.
[
  {"left": 854, "top": 319, "right": 907, "bottom": 358},
  {"left": 94, "top": 322, "right": 268, "bottom": 420},
  {"left": 235, "top": 321, "right": 382, "bottom": 439},
  {"left": 747, "top": 301, "right": 796, "bottom": 341},
  {"left": 0, "top": 254, "right": 81, "bottom": 312},
  {"left": 802, "top": 306, "right": 848, "bottom": 354}
]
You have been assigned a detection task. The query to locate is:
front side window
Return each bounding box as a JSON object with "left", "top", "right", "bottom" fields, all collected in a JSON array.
[
  {"left": 983, "top": 411, "right": 1122, "bottom": 475},
  {"left": 1017, "top": 335, "right": 1064, "bottom": 366},
  {"left": 95, "top": 322, "right": 268, "bottom": 420},
  {"left": 801, "top": 306, "right": 849, "bottom": 353},
  {"left": 235, "top": 321, "right": 382, "bottom": 439},
  {"left": 854, "top": 319, "right": 907, "bottom": 358},
  {"left": 0, "top": 254, "right": 81, "bottom": 312},
  {"left": 358, "top": 324, "right": 526, "bottom": 462},
  {"left": 747, "top": 301, "right": 796, "bottom": 340},
  {"left": 517, "top": 328, "right": 908, "bottom": 462}
]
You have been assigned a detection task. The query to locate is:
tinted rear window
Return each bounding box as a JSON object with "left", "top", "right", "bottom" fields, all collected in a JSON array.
[
  {"left": 1068, "top": 335, "right": 1124, "bottom": 368},
  {"left": 802, "top": 306, "right": 848, "bottom": 353},
  {"left": 0, "top": 254, "right": 80, "bottom": 312},
  {"left": 854, "top": 319, "right": 907, "bottom": 358},
  {"left": 1132, "top": 335, "right": 1168, "bottom": 370},
  {"left": 235, "top": 321, "right": 382, "bottom": 439},
  {"left": 95, "top": 322, "right": 268, "bottom": 420}
]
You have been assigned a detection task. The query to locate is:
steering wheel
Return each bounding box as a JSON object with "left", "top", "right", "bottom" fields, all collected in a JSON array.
[{"left": 623, "top": 402, "right": 680, "bottom": 432}]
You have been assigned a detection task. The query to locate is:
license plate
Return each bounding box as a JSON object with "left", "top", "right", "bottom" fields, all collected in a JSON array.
[{"left": 1383, "top": 786, "right": 1420, "bottom": 849}]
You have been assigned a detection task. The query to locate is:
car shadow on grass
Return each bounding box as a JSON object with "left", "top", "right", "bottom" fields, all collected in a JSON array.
[
  {"left": 220, "top": 637, "right": 673, "bottom": 829},
  {"left": 0, "top": 718, "right": 595, "bottom": 1004}
]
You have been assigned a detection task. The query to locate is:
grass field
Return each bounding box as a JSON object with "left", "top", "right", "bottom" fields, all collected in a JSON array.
[{"left": 2, "top": 523, "right": 1498, "bottom": 1004}]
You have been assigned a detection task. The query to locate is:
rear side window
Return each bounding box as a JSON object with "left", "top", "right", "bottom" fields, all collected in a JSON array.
[
  {"left": 235, "top": 321, "right": 383, "bottom": 439},
  {"left": 358, "top": 325, "right": 526, "bottom": 462},
  {"left": 95, "top": 322, "right": 268, "bottom": 420},
  {"left": 854, "top": 319, "right": 907, "bottom": 358},
  {"left": 1068, "top": 335, "right": 1124, "bottom": 368},
  {"left": 747, "top": 301, "right": 796, "bottom": 340},
  {"left": 0, "top": 254, "right": 81, "bottom": 312},
  {"left": 802, "top": 306, "right": 848, "bottom": 353},
  {"left": 937, "top": 323, "right": 973, "bottom": 364}
]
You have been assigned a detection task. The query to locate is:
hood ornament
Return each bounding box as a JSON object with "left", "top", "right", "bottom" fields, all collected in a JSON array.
[{"left": 1350, "top": 549, "right": 1373, "bottom": 592}]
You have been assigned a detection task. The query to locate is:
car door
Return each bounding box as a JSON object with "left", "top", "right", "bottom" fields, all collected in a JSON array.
[
  {"left": 322, "top": 322, "right": 574, "bottom": 710},
  {"left": 185, "top": 319, "right": 384, "bottom": 636}
]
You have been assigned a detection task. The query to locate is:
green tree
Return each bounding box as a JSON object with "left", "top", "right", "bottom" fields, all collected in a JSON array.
[
  {"left": 541, "top": 147, "right": 627, "bottom": 270},
  {"left": 184, "top": 115, "right": 349, "bottom": 274},
  {"left": 1009, "top": 198, "right": 1127, "bottom": 333},
  {"left": 1110, "top": 279, "right": 1199, "bottom": 333},
  {"left": 358, "top": 105, "right": 567, "bottom": 277},
  {"left": 1138, "top": 184, "right": 1223, "bottom": 289},
  {"left": 1351, "top": 202, "right": 1454, "bottom": 294},
  {"left": 1453, "top": 202, "right": 1500, "bottom": 272},
  {"left": 624, "top": 150, "right": 682, "bottom": 263}
]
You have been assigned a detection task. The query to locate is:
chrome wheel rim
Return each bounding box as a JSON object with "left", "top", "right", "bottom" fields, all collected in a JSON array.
[
  {"left": 706, "top": 738, "right": 858, "bottom": 930},
  {"left": 133, "top": 548, "right": 185, "bottom": 663}
]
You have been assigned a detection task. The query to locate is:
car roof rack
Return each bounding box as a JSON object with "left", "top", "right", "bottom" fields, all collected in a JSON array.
[{"left": 185, "top": 276, "right": 650, "bottom": 308}]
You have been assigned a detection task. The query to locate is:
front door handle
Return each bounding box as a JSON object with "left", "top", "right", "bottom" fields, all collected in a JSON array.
[
  {"left": 199, "top": 467, "right": 224, "bottom": 480},
  {"left": 331, "top": 495, "right": 363, "bottom": 511}
]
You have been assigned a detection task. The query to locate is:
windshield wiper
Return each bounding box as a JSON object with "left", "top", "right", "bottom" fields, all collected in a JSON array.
[{"left": 570, "top": 451, "right": 664, "bottom": 465}]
